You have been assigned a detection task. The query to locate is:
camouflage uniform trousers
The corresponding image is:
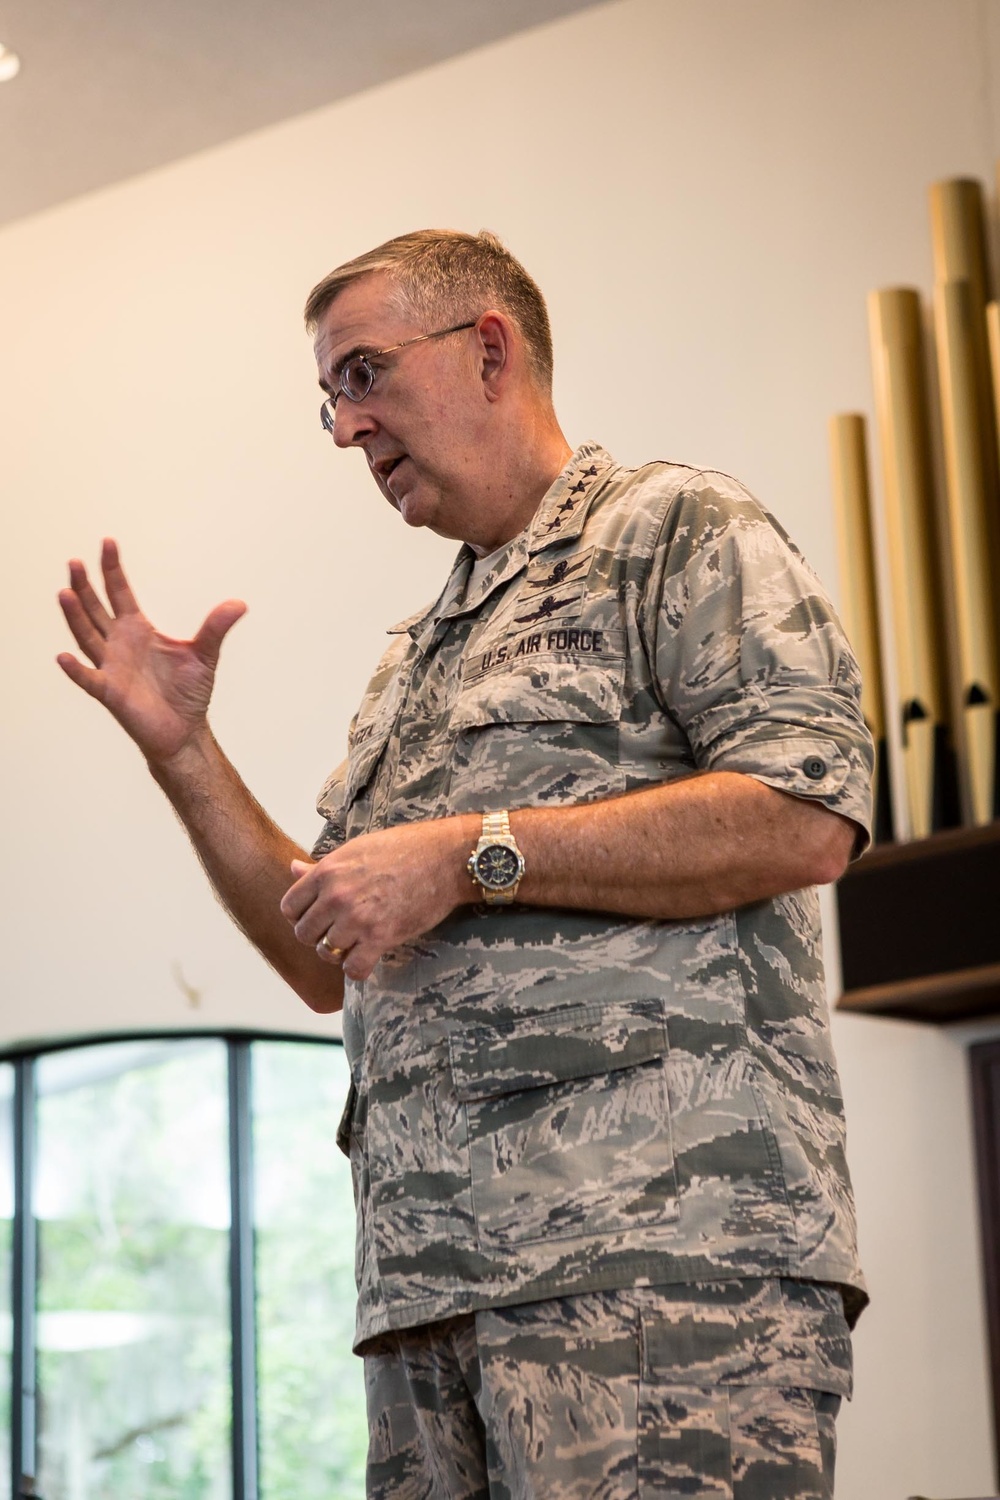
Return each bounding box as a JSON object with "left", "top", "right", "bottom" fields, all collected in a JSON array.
[{"left": 363, "top": 1278, "right": 850, "bottom": 1500}]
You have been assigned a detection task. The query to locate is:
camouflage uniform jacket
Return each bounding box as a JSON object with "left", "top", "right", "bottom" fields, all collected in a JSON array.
[{"left": 313, "top": 443, "right": 874, "bottom": 1352}]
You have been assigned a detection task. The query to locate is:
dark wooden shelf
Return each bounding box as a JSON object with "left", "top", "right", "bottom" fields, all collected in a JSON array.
[{"left": 836, "top": 821, "right": 1000, "bottom": 1023}]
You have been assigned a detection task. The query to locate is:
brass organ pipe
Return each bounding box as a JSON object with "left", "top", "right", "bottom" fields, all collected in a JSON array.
[
  {"left": 828, "top": 413, "right": 893, "bottom": 840},
  {"left": 867, "top": 287, "right": 952, "bottom": 839},
  {"left": 934, "top": 279, "right": 1000, "bottom": 824},
  {"left": 829, "top": 414, "right": 886, "bottom": 738},
  {"left": 988, "top": 301, "right": 1000, "bottom": 471},
  {"left": 930, "top": 178, "right": 1000, "bottom": 824},
  {"left": 930, "top": 179, "right": 993, "bottom": 321}
]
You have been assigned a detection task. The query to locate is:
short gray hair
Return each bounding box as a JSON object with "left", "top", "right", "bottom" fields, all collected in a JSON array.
[{"left": 304, "top": 229, "right": 554, "bottom": 390}]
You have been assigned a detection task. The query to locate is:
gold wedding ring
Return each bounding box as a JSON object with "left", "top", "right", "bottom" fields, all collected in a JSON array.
[{"left": 318, "top": 934, "right": 344, "bottom": 959}]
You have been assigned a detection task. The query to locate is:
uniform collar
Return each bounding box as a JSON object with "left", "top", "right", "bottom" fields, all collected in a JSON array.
[
  {"left": 526, "top": 442, "right": 613, "bottom": 554},
  {"left": 387, "top": 442, "right": 615, "bottom": 640}
]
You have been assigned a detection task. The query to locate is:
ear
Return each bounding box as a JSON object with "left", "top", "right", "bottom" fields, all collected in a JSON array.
[{"left": 475, "top": 311, "right": 517, "bottom": 403}]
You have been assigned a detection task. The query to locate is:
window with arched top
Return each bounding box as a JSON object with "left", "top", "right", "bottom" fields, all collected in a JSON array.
[{"left": 0, "top": 1033, "right": 365, "bottom": 1500}]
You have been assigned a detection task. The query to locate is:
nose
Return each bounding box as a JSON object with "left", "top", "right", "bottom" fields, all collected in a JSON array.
[{"left": 332, "top": 394, "right": 377, "bottom": 450}]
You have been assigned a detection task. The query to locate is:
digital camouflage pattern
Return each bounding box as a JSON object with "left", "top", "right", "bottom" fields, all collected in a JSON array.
[
  {"left": 364, "top": 1280, "right": 847, "bottom": 1499},
  {"left": 313, "top": 444, "right": 874, "bottom": 1351}
]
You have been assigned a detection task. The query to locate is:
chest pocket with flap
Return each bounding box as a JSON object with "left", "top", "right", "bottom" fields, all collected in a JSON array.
[{"left": 447, "top": 655, "right": 627, "bottom": 812}]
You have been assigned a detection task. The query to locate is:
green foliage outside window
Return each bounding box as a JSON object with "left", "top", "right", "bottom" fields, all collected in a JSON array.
[
  {"left": 254, "top": 1042, "right": 366, "bottom": 1498},
  {"left": 35, "top": 1041, "right": 231, "bottom": 1499},
  {"left": 2, "top": 1036, "right": 367, "bottom": 1500}
]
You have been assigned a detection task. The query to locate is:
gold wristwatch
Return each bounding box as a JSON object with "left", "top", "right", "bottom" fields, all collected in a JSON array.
[{"left": 467, "top": 811, "right": 526, "bottom": 905}]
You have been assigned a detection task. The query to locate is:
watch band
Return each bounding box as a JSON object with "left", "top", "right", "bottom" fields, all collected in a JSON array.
[{"left": 482, "top": 810, "right": 512, "bottom": 844}]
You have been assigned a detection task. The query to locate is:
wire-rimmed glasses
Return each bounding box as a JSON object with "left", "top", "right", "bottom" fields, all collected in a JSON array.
[{"left": 319, "top": 320, "right": 478, "bottom": 433}]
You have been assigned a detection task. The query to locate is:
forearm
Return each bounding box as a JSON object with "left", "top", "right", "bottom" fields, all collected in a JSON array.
[
  {"left": 506, "top": 772, "right": 855, "bottom": 919},
  {"left": 279, "top": 772, "right": 856, "bottom": 984},
  {"left": 149, "top": 728, "right": 343, "bottom": 1012}
]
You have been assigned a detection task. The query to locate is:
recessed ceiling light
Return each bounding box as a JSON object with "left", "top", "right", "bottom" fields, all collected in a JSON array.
[{"left": 0, "top": 43, "right": 21, "bottom": 82}]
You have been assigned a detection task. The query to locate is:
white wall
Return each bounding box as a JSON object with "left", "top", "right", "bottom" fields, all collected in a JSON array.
[{"left": 2, "top": 0, "right": 999, "bottom": 1493}]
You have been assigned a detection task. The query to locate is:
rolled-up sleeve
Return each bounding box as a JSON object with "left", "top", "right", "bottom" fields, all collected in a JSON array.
[{"left": 647, "top": 473, "right": 875, "bottom": 852}]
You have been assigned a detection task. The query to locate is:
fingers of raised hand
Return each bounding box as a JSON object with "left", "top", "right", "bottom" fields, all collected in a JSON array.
[
  {"left": 66, "top": 559, "right": 113, "bottom": 639},
  {"left": 100, "top": 538, "right": 141, "bottom": 617},
  {"left": 55, "top": 650, "right": 103, "bottom": 698},
  {"left": 192, "top": 600, "right": 248, "bottom": 667},
  {"left": 58, "top": 581, "right": 107, "bottom": 665}
]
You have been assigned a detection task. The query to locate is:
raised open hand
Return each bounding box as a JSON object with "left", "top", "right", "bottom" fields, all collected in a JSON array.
[{"left": 57, "top": 539, "right": 247, "bottom": 764}]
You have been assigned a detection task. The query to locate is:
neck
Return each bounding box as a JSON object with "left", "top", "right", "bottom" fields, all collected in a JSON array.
[{"left": 465, "top": 407, "right": 573, "bottom": 557}]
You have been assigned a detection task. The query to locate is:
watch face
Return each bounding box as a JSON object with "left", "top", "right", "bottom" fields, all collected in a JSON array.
[{"left": 474, "top": 843, "right": 521, "bottom": 890}]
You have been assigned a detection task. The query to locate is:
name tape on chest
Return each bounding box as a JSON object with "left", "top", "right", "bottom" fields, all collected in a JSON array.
[{"left": 465, "top": 624, "right": 623, "bottom": 682}]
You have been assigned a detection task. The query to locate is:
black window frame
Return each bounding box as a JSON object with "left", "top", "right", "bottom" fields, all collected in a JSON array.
[{"left": 1, "top": 1027, "right": 348, "bottom": 1500}]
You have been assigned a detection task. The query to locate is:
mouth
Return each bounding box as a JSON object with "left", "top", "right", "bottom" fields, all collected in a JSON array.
[{"left": 372, "top": 453, "right": 406, "bottom": 485}]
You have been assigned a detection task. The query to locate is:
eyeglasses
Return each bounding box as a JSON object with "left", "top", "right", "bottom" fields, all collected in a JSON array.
[{"left": 319, "top": 320, "right": 478, "bottom": 433}]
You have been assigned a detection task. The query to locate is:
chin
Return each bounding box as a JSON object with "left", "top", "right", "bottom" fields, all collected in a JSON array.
[
  {"left": 398, "top": 501, "right": 438, "bottom": 535},
  {"left": 396, "top": 484, "right": 445, "bottom": 533},
  {"left": 396, "top": 492, "right": 424, "bottom": 527}
]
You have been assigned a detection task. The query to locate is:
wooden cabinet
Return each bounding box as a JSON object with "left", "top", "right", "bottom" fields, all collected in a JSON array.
[{"left": 836, "top": 822, "right": 1000, "bottom": 1023}]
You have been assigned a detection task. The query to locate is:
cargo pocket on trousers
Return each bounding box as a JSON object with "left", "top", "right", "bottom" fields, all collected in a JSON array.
[
  {"left": 726, "top": 1387, "right": 837, "bottom": 1500},
  {"left": 637, "top": 1384, "right": 839, "bottom": 1499},
  {"left": 448, "top": 998, "right": 679, "bottom": 1248},
  {"left": 638, "top": 1385, "right": 733, "bottom": 1500}
]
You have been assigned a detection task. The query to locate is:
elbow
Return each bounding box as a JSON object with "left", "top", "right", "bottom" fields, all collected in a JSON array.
[
  {"left": 297, "top": 984, "right": 344, "bottom": 1015},
  {"left": 804, "top": 814, "right": 857, "bottom": 888},
  {"left": 287, "top": 967, "right": 344, "bottom": 1015},
  {"left": 300, "top": 993, "right": 344, "bottom": 1016}
]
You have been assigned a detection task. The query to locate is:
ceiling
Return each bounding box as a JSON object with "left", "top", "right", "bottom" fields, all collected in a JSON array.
[{"left": 0, "top": 0, "right": 605, "bottom": 229}]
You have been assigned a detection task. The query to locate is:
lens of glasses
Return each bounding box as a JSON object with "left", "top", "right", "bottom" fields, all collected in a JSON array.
[
  {"left": 319, "top": 399, "right": 337, "bottom": 433},
  {"left": 341, "top": 355, "right": 375, "bottom": 403}
]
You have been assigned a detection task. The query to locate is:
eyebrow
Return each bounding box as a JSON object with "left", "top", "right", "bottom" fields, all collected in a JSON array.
[{"left": 317, "top": 342, "right": 379, "bottom": 394}]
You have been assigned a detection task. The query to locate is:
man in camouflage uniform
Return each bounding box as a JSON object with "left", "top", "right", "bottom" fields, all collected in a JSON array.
[{"left": 58, "top": 230, "right": 872, "bottom": 1499}]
